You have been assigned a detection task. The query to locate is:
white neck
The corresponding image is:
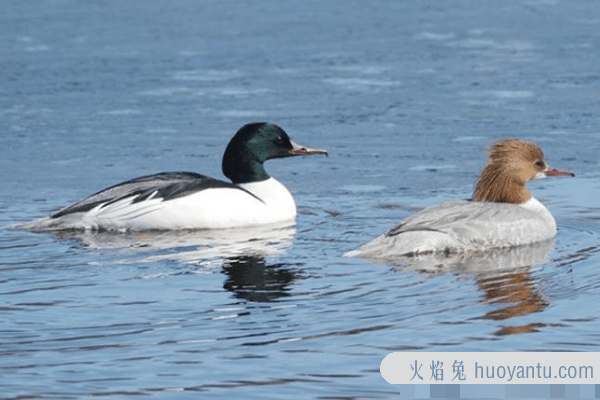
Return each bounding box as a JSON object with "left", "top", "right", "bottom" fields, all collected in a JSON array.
[
  {"left": 519, "top": 196, "right": 556, "bottom": 233},
  {"left": 239, "top": 177, "right": 297, "bottom": 221}
]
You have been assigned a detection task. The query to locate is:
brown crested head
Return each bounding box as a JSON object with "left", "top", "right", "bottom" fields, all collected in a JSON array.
[{"left": 473, "top": 139, "right": 573, "bottom": 204}]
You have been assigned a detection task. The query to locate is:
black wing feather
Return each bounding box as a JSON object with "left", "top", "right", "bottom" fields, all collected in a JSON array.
[{"left": 51, "top": 172, "right": 248, "bottom": 219}]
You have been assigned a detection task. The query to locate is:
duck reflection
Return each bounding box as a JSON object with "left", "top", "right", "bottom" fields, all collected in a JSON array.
[
  {"left": 47, "top": 223, "right": 301, "bottom": 303},
  {"left": 389, "top": 239, "right": 555, "bottom": 336},
  {"left": 477, "top": 269, "right": 547, "bottom": 335},
  {"left": 222, "top": 256, "right": 300, "bottom": 302},
  {"left": 51, "top": 222, "right": 296, "bottom": 263}
]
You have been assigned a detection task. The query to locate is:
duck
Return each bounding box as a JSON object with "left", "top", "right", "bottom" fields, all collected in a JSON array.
[
  {"left": 18, "top": 123, "right": 327, "bottom": 231},
  {"left": 345, "top": 139, "right": 574, "bottom": 259}
]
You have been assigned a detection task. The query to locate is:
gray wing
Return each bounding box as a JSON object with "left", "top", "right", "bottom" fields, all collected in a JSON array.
[
  {"left": 51, "top": 172, "right": 245, "bottom": 218},
  {"left": 386, "top": 200, "right": 544, "bottom": 237}
]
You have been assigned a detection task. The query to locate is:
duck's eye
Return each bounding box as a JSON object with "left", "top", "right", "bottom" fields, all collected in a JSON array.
[
  {"left": 535, "top": 160, "right": 544, "bottom": 168},
  {"left": 275, "top": 135, "right": 284, "bottom": 145}
]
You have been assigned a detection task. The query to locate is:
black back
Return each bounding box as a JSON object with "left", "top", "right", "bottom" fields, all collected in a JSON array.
[{"left": 51, "top": 172, "right": 244, "bottom": 218}]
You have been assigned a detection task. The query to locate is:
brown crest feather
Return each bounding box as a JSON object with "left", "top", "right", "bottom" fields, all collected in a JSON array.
[{"left": 473, "top": 139, "right": 545, "bottom": 204}]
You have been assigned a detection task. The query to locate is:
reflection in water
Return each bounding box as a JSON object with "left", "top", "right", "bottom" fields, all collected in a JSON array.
[
  {"left": 51, "top": 223, "right": 296, "bottom": 263},
  {"left": 222, "top": 256, "right": 300, "bottom": 302},
  {"left": 477, "top": 269, "right": 547, "bottom": 336},
  {"left": 389, "top": 239, "right": 555, "bottom": 336},
  {"left": 47, "top": 223, "right": 302, "bottom": 303}
]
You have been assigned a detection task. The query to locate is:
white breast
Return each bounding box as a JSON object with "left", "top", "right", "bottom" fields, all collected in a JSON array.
[
  {"left": 238, "top": 178, "right": 297, "bottom": 223},
  {"left": 519, "top": 197, "right": 556, "bottom": 233}
]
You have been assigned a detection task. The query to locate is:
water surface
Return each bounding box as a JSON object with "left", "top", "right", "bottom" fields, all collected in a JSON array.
[{"left": 2, "top": 1, "right": 600, "bottom": 398}]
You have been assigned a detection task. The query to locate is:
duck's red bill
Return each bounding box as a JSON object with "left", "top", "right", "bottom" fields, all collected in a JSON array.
[{"left": 545, "top": 168, "right": 575, "bottom": 177}]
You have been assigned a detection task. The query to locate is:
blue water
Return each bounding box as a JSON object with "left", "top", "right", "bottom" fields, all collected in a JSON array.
[{"left": 2, "top": 0, "right": 600, "bottom": 398}]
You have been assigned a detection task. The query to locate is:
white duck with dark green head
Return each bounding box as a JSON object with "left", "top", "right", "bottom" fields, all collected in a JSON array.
[
  {"left": 346, "top": 139, "right": 574, "bottom": 259},
  {"left": 18, "top": 123, "right": 327, "bottom": 231}
]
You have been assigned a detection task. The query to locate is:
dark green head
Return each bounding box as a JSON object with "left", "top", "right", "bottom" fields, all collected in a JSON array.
[{"left": 222, "top": 123, "right": 327, "bottom": 184}]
